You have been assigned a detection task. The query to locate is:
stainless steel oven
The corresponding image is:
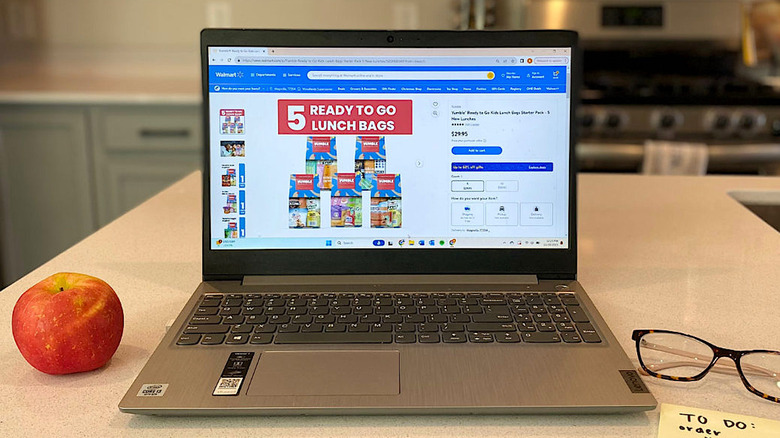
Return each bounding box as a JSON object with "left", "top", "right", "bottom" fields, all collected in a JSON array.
[{"left": 516, "top": 0, "right": 780, "bottom": 174}]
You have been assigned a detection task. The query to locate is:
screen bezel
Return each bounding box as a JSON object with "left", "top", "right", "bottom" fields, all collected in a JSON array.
[{"left": 201, "top": 29, "right": 580, "bottom": 280}]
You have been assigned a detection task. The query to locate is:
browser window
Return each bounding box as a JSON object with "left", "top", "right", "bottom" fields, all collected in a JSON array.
[{"left": 208, "top": 46, "right": 571, "bottom": 250}]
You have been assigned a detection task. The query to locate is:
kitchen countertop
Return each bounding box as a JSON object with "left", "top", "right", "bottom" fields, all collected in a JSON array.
[
  {"left": 0, "top": 49, "right": 201, "bottom": 104},
  {"left": 0, "top": 172, "right": 778, "bottom": 436}
]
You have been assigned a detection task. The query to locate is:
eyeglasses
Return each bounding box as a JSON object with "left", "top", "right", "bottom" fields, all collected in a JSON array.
[{"left": 632, "top": 329, "right": 780, "bottom": 403}]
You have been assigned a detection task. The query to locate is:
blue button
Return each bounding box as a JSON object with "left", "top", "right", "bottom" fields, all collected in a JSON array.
[
  {"left": 451, "top": 146, "right": 503, "bottom": 155},
  {"left": 372, "top": 239, "right": 385, "bottom": 247}
]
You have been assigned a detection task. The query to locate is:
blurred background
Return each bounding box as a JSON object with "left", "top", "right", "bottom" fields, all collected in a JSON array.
[{"left": 1, "top": 0, "right": 779, "bottom": 287}]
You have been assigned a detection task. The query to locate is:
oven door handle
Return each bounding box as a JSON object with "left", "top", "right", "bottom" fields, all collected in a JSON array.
[{"left": 577, "top": 142, "right": 780, "bottom": 166}]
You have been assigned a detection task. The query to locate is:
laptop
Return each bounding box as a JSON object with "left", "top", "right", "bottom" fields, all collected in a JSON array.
[{"left": 119, "top": 29, "right": 657, "bottom": 415}]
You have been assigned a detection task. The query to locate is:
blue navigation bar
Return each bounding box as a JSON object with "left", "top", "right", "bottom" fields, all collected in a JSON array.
[
  {"left": 451, "top": 162, "right": 554, "bottom": 172},
  {"left": 208, "top": 65, "right": 567, "bottom": 95}
]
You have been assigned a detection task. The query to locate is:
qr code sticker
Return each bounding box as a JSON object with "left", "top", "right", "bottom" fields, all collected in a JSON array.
[
  {"left": 137, "top": 383, "right": 169, "bottom": 397},
  {"left": 213, "top": 377, "right": 243, "bottom": 396}
]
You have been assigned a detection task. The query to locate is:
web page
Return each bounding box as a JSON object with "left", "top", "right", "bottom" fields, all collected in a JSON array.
[{"left": 208, "top": 47, "right": 571, "bottom": 250}]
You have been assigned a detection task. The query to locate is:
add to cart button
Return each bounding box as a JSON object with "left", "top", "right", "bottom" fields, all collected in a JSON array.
[
  {"left": 451, "top": 162, "right": 554, "bottom": 172},
  {"left": 451, "top": 146, "right": 503, "bottom": 155}
]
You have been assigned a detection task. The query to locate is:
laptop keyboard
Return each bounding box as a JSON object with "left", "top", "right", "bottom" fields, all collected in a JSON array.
[{"left": 175, "top": 292, "right": 602, "bottom": 346}]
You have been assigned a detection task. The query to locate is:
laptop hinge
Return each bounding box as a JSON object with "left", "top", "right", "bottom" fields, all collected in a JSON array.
[{"left": 242, "top": 274, "right": 538, "bottom": 286}]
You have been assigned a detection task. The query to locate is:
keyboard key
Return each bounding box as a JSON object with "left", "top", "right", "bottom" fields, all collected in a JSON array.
[
  {"left": 471, "top": 314, "right": 513, "bottom": 323},
  {"left": 382, "top": 314, "right": 403, "bottom": 324},
  {"left": 222, "top": 315, "right": 245, "bottom": 324},
  {"left": 536, "top": 322, "right": 556, "bottom": 332},
  {"left": 309, "top": 306, "right": 329, "bottom": 315},
  {"left": 268, "top": 315, "right": 290, "bottom": 324},
  {"left": 250, "top": 334, "right": 274, "bottom": 344},
  {"left": 441, "top": 323, "right": 465, "bottom": 332},
  {"left": 577, "top": 323, "right": 602, "bottom": 343},
  {"left": 551, "top": 313, "right": 571, "bottom": 323},
  {"left": 419, "top": 333, "right": 440, "bottom": 343},
  {"left": 265, "top": 307, "right": 286, "bottom": 316},
  {"left": 184, "top": 324, "right": 231, "bottom": 334},
  {"left": 395, "top": 323, "right": 416, "bottom": 332},
  {"left": 348, "top": 323, "right": 370, "bottom": 332},
  {"left": 371, "top": 323, "right": 392, "bottom": 332},
  {"left": 567, "top": 307, "right": 589, "bottom": 323},
  {"left": 219, "top": 307, "right": 241, "bottom": 316},
  {"left": 557, "top": 322, "right": 576, "bottom": 332},
  {"left": 275, "top": 332, "right": 393, "bottom": 344},
  {"left": 517, "top": 322, "right": 536, "bottom": 332},
  {"left": 450, "top": 314, "right": 471, "bottom": 323},
  {"left": 190, "top": 315, "right": 221, "bottom": 324},
  {"left": 466, "top": 323, "right": 516, "bottom": 332},
  {"left": 561, "top": 332, "right": 582, "bottom": 343},
  {"left": 195, "top": 307, "right": 219, "bottom": 315},
  {"left": 176, "top": 334, "right": 201, "bottom": 345},
  {"left": 532, "top": 313, "right": 552, "bottom": 323},
  {"left": 292, "top": 315, "right": 313, "bottom": 324},
  {"left": 394, "top": 333, "right": 416, "bottom": 343},
  {"left": 464, "top": 306, "right": 483, "bottom": 314},
  {"left": 561, "top": 296, "right": 580, "bottom": 306},
  {"left": 404, "top": 314, "right": 425, "bottom": 324},
  {"left": 468, "top": 333, "right": 494, "bottom": 343},
  {"left": 223, "top": 298, "right": 243, "bottom": 307},
  {"left": 427, "top": 314, "right": 448, "bottom": 323},
  {"left": 522, "top": 332, "right": 560, "bottom": 343},
  {"left": 337, "top": 315, "right": 358, "bottom": 324},
  {"left": 198, "top": 299, "right": 221, "bottom": 307},
  {"left": 496, "top": 332, "right": 521, "bottom": 343},
  {"left": 226, "top": 334, "right": 249, "bottom": 344},
  {"left": 314, "top": 315, "right": 335, "bottom": 324},
  {"left": 442, "top": 332, "right": 467, "bottom": 343},
  {"left": 254, "top": 323, "right": 276, "bottom": 333},
  {"left": 201, "top": 334, "right": 225, "bottom": 345},
  {"left": 418, "top": 323, "right": 438, "bottom": 332},
  {"left": 231, "top": 324, "right": 254, "bottom": 334},
  {"left": 360, "top": 314, "right": 381, "bottom": 324},
  {"left": 324, "top": 323, "right": 347, "bottom": 332},
  {"left": 514, "top": 314, "right": 533, "bottom": 323},
  {"left": 278, "top": 323, "right": 300, "bottom": 333},
  {"left": 376, "top": 306, "right": 395, "bottom": 314},
  {"left": 301, "top": 323, "right": 323, "bottom": 333},
  {"left": 242, "top": 307, "right": 264, "bottom": 315}
]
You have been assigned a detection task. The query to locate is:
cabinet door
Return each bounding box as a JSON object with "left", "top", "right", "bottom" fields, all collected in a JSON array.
[
  {"left": 100, "top": 156, "right": 201, "bottom": 222},
  {"left": 91, "top": 106, "right": 202, "bottom": 226},
  {"left": 0, "top": 107, "right": 95, "bottom": 285}
]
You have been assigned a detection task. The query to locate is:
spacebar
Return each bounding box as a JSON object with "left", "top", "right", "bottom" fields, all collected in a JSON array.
[{"left": 274, "top": 332, "right": 393, "bottom": 344}]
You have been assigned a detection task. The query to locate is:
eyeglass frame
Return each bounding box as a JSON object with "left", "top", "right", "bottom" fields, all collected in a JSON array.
[{"left": 632, "top": 329, "right": 780, "bottom": 403}]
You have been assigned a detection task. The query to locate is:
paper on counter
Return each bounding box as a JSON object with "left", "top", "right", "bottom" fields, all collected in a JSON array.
[
  {"left": 658, "top": 403, "right": 780, "bottom": 438},
  {"left": 643, "top": 141, "right": 708, "bottom": 175}
]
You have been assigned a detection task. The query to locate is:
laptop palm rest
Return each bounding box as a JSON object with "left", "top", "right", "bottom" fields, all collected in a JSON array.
[{"left": 247, "top": 351, "right": 400, "bottom": 396}]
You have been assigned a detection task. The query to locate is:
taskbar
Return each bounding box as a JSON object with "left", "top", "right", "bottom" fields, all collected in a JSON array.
[{"left": 211, "top": 237, "right": 568, "bottom": 250}]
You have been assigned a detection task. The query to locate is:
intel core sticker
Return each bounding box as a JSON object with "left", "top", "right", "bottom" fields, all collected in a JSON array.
[
  {"left": 213, "top": 352, "right": 254, "bottom": 396},
  {"left": 137, "top": 383, "right": 169, "bottom": 397}
]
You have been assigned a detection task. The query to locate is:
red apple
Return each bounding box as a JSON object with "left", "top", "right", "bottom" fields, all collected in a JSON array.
[{"left": 12, "top": 272, "right": 123, "bottom": 375}]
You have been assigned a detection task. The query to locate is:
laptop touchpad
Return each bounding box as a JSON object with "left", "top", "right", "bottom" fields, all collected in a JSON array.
[{"left": 247, "top": 350, "right": 400, "bottom": 396}]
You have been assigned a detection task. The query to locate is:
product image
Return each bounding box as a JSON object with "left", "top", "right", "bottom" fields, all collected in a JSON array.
[
  {"left": 219, "top": 109, "right": 245, "bottom": 134},
  {"left": 289, "top": 174, "right": 321, "bottom": 228},
  {"left": 330, "top": 173, "right": 363, "bottom": 227},
  {"left": 221, "top": 168, "right": 236, "bottom": 187},
  {"left": 370, "top": 173, "right": 402, "bottom": 228},
  {"left": 354, "top": 136, "right": 387, "bottom": 190},
  {"left": 306, "top": 136, "right": 337, "bottom": 190},
  {"left": 220, "top": 140, "right": 245, "bottom": 157},
  {"left": 223, "top": 194, "right": 237, "bottom": 214},
  {"left": 224, "top": 222, "right": 238, "bottom": 238}
]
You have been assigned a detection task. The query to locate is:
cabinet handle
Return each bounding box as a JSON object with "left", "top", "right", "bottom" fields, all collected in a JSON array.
[{"left": 139, "top": 128, "right": 191, "bottom": 138}]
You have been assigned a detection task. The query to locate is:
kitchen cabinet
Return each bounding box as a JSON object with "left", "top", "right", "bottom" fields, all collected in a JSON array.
[
  {"left": 90, "top": 106, "right": 202, "bottom": 226},
  {"left": 0, "top": 103, "right": 202, "bottom": 286},
  {"left": 0, "top": 107, "right": 95, "bottom": 284}
]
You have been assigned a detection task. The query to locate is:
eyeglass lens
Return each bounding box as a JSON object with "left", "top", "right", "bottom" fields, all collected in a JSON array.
[
  {"left": 639, "top": 332, "right": 714, "bottom": 378},
  {"left": 740, "top": 352, "right": 780, "bottom": 399}
]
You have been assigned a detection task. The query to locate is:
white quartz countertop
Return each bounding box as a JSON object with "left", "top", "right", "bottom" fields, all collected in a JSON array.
[{"left": 1, "top": 172, "right": 779, "bottom": 436}]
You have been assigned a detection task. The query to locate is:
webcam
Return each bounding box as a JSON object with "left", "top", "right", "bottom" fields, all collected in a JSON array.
[{"left": 387, "top": 35, "right": 394, "bottom": 43}]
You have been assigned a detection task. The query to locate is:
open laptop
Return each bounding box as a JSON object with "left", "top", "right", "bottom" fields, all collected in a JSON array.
[{"left": 119, "top": 29, "right": 657, "bottom": 415}]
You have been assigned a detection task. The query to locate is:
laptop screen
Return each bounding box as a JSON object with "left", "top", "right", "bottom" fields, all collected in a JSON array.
[{"left": 207, "top": 46, "right": 571, "bottom": 251}]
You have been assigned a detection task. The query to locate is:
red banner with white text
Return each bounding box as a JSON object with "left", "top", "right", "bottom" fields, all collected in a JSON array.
[{"left": 278, "top": 99, "right": 413, "bottom": 135}]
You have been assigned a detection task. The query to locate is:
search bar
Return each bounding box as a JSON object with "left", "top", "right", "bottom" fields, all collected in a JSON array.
[
  {"left": 306, "top": 71, "right": 495, "bottom": 80},
  {"left": 533, "top": 57, "right": 569, "bottom": 65}
]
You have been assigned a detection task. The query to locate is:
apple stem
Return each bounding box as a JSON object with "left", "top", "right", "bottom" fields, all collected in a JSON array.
[{"left": 59, "top": 287, "right": 64, "bottom": 291}]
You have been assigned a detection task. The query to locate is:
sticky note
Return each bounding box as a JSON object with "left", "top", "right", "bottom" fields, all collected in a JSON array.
[{"left": 658, "top": 403, "right": 780, "bottom": 438}]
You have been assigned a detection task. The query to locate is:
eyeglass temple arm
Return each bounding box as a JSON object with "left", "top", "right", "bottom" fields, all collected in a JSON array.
[{"left": 639, "top": 341, "right": 777, "bottom": 378}]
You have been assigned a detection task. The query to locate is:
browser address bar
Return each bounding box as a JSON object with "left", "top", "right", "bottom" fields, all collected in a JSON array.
[{"left": 307, "top": 71, "right": 495, "bottom": 80}]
